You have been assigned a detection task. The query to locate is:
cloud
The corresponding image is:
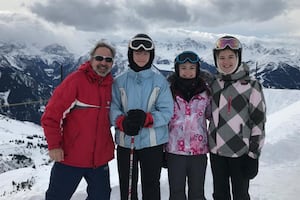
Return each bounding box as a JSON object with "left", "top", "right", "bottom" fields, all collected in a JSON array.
[
  {"left": 128, "top": 0, "right": 190, "bottom": 23},
  {"left": 27, "top": 0, "right": 297, "bottom": 33},
  {"left": 27, "top": 0, "right": 192, "bottom": 33},
  {"left": 1, "top": 0, "right": 300, "bottom": 51},
  {"left": 216, "top": 0, "right": 286, "bottom": 21},
  {"left": 0, "top": 12, "right": 56, "bottom": 45},
  {"left": 28, "top": 0, "right": 120, "bottom": 31},
  {"left": 0, "top": 11, "right": 96, "bottom": 54},
  {"left": 186, "top": 0, "right": 289, "bottom": 28}
]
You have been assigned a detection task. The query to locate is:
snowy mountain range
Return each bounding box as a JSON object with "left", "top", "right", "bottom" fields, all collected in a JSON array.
[
  {"left": 1, "top": 37, "right": 300, "bottom": 124},
  {"left": 1, "top": 88, "right": 300, "bottom": 200}
]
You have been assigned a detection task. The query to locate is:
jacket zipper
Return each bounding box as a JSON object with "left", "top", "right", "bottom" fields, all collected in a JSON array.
[
  {"left": 227, "top": 96, "right": 232, "bottom": 114},
  {"left": 93, "top": 83, "right": 102, "bottom": 168}
]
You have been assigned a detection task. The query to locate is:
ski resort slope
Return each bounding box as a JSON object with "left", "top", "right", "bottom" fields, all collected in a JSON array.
[{"left": 0, "top": 88, "right": 300, "bottom": 200}]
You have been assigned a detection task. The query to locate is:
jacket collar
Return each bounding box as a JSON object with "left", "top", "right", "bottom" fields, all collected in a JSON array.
[
  {"left": 78, "top": 61, "right": 113, "bottom": 85},
  {"left": 127, "top": 65, "right": 156, "bottom": 79},
  {"left": 217, "top": 63, "right": 250, "bottom": 82}
]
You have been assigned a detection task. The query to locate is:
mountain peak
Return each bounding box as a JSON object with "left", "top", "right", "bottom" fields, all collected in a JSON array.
[{"left": 41, "top": 44, "right": 71, "bottom": 56}]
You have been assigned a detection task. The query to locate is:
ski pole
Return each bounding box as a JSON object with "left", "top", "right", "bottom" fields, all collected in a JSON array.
[{"left": 128, "top": 136, "right": 135, "bottom": 200}]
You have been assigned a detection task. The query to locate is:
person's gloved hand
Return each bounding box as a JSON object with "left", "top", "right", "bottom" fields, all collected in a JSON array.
[
  {"left": 242, "top": 155, "right": 259, "bottom": 179},
  {"left": 116, "top": 109, "right": 153, "bottom": 136},
  {"left": 127, "top": 109, "right": 154, "bottom": 128},
  {"left": 122, "top": 116, "right": 141, "bottom": 136},
  {"left": 127, "top": 109, "right": 146, "bottom": 127}
]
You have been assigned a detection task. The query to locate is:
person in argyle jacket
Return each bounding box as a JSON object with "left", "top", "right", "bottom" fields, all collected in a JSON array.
[{"left": 208, "top": 35, "right": 266, "bottom": 200}]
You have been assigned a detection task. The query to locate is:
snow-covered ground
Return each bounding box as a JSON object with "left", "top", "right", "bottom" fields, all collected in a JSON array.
[{"left": 0, "top": 88, "right": 300, "bottom": 200}]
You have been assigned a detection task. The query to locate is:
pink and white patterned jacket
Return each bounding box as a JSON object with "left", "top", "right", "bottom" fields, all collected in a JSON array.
[{"left": 166, "top": 92, "right": 211, "bottom": 155}]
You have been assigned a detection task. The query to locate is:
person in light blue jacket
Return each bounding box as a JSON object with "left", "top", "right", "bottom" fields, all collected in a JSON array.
[{"left": 110, "top": 33, "right": 173, "bottom": 200}]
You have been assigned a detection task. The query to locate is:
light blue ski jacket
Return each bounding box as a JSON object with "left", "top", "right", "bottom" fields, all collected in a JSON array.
[{"left": 110, "top": 66, "right": 173, "bottom": 150}]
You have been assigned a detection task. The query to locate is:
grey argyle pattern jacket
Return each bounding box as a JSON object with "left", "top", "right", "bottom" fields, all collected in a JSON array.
[{"left": 208, "top": 64, "right": 266, "bottom": 159}]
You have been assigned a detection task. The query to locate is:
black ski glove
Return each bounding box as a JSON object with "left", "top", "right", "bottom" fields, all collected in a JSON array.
[
  {"left": 242, "top": 155, "right": 259, "bottom": 179},
  {"left": 122, "top": 116, "right": 141, "bottom": 136},
  {"left": 127, "top": 109, "right": 146, "bottom": 127}
]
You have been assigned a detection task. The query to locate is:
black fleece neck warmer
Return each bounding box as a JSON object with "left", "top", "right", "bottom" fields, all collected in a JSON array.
[{"left": 174, "top": 77, "right": 199, "bottom": 102}]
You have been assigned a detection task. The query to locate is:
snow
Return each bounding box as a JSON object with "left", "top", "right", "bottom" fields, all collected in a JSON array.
[
  {"left": 1, "top": 88, "right": 300, "bottom": 200},
  {"left": 0, "top": 90, "right": 10, "bottom": 106}
]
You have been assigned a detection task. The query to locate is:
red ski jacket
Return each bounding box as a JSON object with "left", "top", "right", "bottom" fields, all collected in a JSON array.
[{"left": 41, "top": 61, "right": 114, "bottom": 168}]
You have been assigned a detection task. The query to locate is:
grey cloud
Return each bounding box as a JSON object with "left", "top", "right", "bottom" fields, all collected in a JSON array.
[
  {"left": 127, "top": 0, "right": 190, "bottom": 23},
  {"left": 195, "top": 0, "right": 288, "bottom": 26},
  {"left": 28, "top": 0, "right": 191, "bottom": 32},
  {"left": 27, "top": 0, "right": 297, "bottom": 34},
  {"left": 29, "top": 0, "right": 120, "bottom": 31},
  {"left": 0, "top": 12, "right": 64, "bottom": 46}
]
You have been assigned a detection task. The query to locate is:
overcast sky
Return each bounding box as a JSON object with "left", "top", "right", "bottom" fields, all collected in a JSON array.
[{"left": 1, "top": 0, "right": 300, "bottom": 52}]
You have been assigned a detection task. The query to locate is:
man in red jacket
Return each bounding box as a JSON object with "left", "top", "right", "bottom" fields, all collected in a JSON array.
[{"left": 41, "top": 41, "right": 116, "bottom": 200}]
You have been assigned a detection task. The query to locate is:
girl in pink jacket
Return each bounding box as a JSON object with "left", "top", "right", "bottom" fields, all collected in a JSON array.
[{"left": 166, "top": 51, "right": 212, "bottom": 200}]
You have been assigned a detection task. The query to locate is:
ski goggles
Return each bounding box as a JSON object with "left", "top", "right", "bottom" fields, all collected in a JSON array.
[
  {"left": 215, "top": 37, "right": 241, "bottom": 50},
  {"left": 175, "top": 51, "right": 200, "bottom": 64},
  {"left": 93, "top": 55, "right": 113, "bottom": 63},
  {"left": 129, "top": 37, "right": 154, "bottom": 51}
]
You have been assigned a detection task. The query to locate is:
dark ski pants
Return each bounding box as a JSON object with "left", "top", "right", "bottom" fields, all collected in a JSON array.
[
  {"left": 117, "top": 144, "right": 164, "bottom": 200},
  {"left": 46, "top": 162, "right": 111, "bottom": 200},
  {"left": 210, "top": 154, "right": 250, "bottom": 200},
  {"left": 167, "top": 153, "right": 207, "bottom": 200}
]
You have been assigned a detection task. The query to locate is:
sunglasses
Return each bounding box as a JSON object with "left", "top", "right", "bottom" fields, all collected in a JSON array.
[
  {"left": 215, "top": 37, "right": 241, "bottom": 50},
  {"left": 93, "top": 55, "right": 113, "bottom": 63},
  {"left": 129, "top": 37, "right": 154, "bottom": 51},
  {"left": 175, "top": 51, "right": 200, "bottom": 64}
]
